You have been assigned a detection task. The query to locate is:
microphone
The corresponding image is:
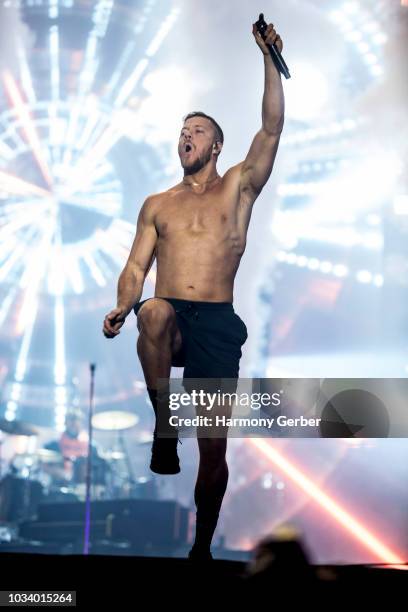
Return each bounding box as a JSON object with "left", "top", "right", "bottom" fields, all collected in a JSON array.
[{"left": 255, "top": 13, "right": 291, "bottom": 79}]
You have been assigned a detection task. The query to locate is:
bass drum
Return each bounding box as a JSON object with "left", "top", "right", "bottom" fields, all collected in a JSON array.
[
  {"left": 0, "top": 475, "right": 44, "bottom": 522},
  {"left": 72, "top": 455, "right": 108, "bottom": 485}
]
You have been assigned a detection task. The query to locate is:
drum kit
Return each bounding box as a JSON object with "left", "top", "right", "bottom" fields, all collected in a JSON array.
[{"left": 0, "top": 411, "right": 156, "bottom": 524}]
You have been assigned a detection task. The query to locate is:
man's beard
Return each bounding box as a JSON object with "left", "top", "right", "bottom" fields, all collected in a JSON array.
[{"left": 182, "top": 145, "right": 213, "bottom": 176}]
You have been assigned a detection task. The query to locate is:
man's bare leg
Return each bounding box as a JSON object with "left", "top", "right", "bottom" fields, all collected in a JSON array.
[
  {"left": 190, "top": 397, "right": 232, "bottom": 560},
  {"left": 136, "top": 298, "right": 181, "bottom": 388},
  {"left": 138, "top": 300, "right": 229, "bottom": 551},
  {"left": 190, "top": 436, "right": 229, "bottom": 559},
  {"left": 136, "top": 298, "right": 182, "bottom": 474}
]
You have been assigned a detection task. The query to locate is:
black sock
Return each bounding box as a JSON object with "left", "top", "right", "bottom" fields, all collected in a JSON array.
[{"left": 147, "top": 387, "right": 175, "bottom": 440}]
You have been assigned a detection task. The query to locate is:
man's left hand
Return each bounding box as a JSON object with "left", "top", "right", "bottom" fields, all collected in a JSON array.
[{"left": 252, "top": 22, "right": 283, "bottom": 55}]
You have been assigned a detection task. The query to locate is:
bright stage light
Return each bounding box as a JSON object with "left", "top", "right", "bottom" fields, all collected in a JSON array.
[
  {"left": 333, "top": 264, "right": 349, "bottom": 277},
  {"left": 372, "top": 32, "right": 387, "bottom": 45},
  {"left": 9, "top": 216, "right": 56, "bottom": 411},
  {"left": 356, "top": 270, "right": 372, "bottom": 284},
  {"left": 370, "top": 64, "right": 383, "bottom": 76},
  {"left": 344, "top": 2, "right": 359, "bottom": 14},
  {"left": 284, "top": 62, "right": 329, "bottom": 121},
  {"left": 49, "top": 0, "right": 58, "bottom": 19},
  {"left": 356, "top": 41, "right": 369, "bottom": 53},
  {"left": 17, "top": 42, "right": 36, "bottom": 104},
  {"left": 320, "top": 261, "right": 333, "bottom": 274},
  {"left": 281, "top": 118, "right": 359, "bottom": 146},
  {"left": 0, "top": 170, "right": 50, "bottom": 197},
  {"left": 114, "top": 58, "right": 149, "bottom": 108},
  {"left": 363, "top": 21, "right": 380, "bottom": 33},
  {"left": 307, "top": 151, "right": 401, "bottom": 220},
  {"left": 394, "top": 195, "right": 408, "bottom": 215},
  {"left": 2, "top": 71, "right": 53, "bottom": 187},
  {"left": 348, "top": 30, "right": 362, "bottom": 42},
  {"left": 249, "top": 439, "right": 405, "bottom": 564},
  {"left": 329, "top": 10, "right": 345, "bottom": 24},
  {"left": 128, "top": 64, "right": 207, "bottom": 153},
  {"left": 145, "top": 7, "right": 180, "bottom": 57},
  {"left": 54, "top": 296, "right": 66, "bottom": 385},
  {"left": 55, "top": 393, "right": 67, "bottom": 407},
  {"left": 363, "top": 52, "right": 378, "bottom": 65},
  {"left": 307, "top": 258, "right": 319, "bottom": 270},
  {"left": 49, "top": 25, "right": 60, "bottom": 101},
  {"left": 10, "top": 384, "right": 22, "bottom": 401},
  {"left": 276, "top": 248, "right": 383, "bottom": 289},
  {"left": 366, "top": 214, "right": 381, "bottom": 226},
  {"left": 262, "top": 473, "right": 273, "bottom": 489}
]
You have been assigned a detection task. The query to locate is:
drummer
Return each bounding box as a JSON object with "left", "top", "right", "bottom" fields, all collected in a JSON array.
[{"left": 44, "top": 410, "right": 101, "bottom": 482}]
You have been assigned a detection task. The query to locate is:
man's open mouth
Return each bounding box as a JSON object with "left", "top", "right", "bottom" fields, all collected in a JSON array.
[{"left": 184, "top": 144, "right": 192, "bottom": 153}]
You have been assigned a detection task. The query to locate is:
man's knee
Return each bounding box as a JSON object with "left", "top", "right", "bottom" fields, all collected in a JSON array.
[{"left": 137, "top": 299, "right": 176, "bottom": 336}]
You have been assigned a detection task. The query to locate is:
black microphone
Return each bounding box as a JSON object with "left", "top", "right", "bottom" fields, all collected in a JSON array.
[{"left": 255, "top": 13, "right": 291, "bottom": 79}]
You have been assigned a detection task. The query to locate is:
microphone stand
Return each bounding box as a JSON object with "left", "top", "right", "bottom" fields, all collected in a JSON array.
[{"left": 83, "top": 363, "right": 96, "bottom": 555}]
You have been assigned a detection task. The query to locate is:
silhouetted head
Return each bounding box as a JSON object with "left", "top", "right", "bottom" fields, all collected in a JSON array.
[{"left": 65, "top": 411, "right": 82, "bottom": 439}]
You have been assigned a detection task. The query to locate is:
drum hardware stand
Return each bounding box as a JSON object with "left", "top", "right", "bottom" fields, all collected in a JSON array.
[
  {"left": 117, "top": 429, "right": 136, "bottom": 491},
  {"left": 0, "top": 432, "right": 3, "bottom": 480}
]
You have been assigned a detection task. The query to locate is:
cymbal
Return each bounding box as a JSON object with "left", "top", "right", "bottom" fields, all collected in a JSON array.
[
  {"left": 0, "top": 419, "right": 38, "bottom": 437},
  {"left": 92, "top": 411, "right": 139, "bottom": 431},
  {"left": 14, "top": 449, "right": 64, "bottom": 465},
  {"left": 99, "top": 450, "right": 125, "bottom": 461},
  {"left": 36, "top": 448, "right": 64, "bottom": 464}
]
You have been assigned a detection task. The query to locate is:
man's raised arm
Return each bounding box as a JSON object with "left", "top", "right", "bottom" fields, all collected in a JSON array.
[
  {"left": 103, "top": 196, "right": 158, "bottom": 338},
  {"left": 239, "top": 22, "right": 285, "bottom": 204}
]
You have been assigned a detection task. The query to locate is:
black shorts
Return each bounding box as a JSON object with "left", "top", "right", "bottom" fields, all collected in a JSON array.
[{"left": 133, "top": 297, "right": 248, "bottom": 380}]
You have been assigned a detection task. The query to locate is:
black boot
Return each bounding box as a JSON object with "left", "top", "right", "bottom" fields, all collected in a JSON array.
[
  {"left": 187, "top": 515, "right": 218, "bottom": 562},
  {"left": 150, "top": 430, "right": 180, "bottom": 475},
  {"left": 187, "top": 545, "right": 214, "bottom": 563}
]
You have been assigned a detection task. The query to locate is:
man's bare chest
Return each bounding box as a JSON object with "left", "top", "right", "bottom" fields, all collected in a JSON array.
[{"left": 155, "top": 191, "right": 238, "bottom": 236}]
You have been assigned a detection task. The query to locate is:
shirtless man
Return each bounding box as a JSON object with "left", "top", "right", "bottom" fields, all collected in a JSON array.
[{"left": 103, "top": 22, "right": 285, "bottom": 560}]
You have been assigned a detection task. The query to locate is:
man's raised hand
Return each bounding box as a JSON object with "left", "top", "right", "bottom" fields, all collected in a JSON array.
[{"left": 252, "top": 22, "right": 283, "bottom": 55}]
